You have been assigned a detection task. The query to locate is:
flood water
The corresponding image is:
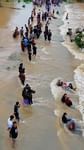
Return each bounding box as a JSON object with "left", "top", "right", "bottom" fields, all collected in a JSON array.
[
  {"left": 0, "top": 1, "right": 84, "bottom": 150},
  {"left": 60, "top": 2, "right": 84, "bottom": 128}
]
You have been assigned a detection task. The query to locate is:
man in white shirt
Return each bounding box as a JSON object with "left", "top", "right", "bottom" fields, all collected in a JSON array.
[{"left": 7, "top": 115, "right": 14, "bottom": 131}]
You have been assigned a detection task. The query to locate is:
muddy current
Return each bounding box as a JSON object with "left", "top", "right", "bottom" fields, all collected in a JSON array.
[{"left": 0, "top": 1, "right": 84, "bottom": 150}]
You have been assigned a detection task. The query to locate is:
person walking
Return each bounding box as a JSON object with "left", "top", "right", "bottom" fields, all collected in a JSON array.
[
  {"left": 48, "top": 29, "right": 52, "bottom": 42},
  {"left": 22, "top": 84, "right": 35, "bottom": 105},
  {"left": 19, "top": 68, "right": 25, "bottom": 86},
  {"left": 44, "top": 31, "right": 47, "bottom": 41},
  {"left": 27, "top": 42, "right": 32, "bottom": 61},
  {"left": 19, "top": 63, "right": 24, "bottom": 74},
  {"left": 33, "top": 43, "right": 37, "bottom": 56},
  {"left": 20, "top": 27, "right": 24, "bottom": 37},
  {"left": 14, "top": 102, "right": 20, "bottom": 123},
  {"left": 7, "top": 115, "right": 14, "bottom": 137},
  {"left": 10, "top": 121, "right": 18, "bottom": 147}
]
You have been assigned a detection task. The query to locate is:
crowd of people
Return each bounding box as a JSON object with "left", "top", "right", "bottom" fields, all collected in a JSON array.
[
  {"left": 7, "top": 64, "right": 36, "bottom": 147},
  {"left": 12, "top": 1, "right": 57, "bottom": 61},
  {"left": 7, "top": 0, "right": 79, "bottom": 148},
  {"left": 7, "top": 62, "right": 36, "bottom": 147},
  {"left": 7, "top": 102, "right": 20, "bottom": 147},
  {"left": 8, "top": 0, "right": 57, "bottom": 146},
  {"left": 56, "top": 79, "right": 78, "bottom": 131},
  {"left": 18, "top": 62, "right": 36, "bottom": 105}
]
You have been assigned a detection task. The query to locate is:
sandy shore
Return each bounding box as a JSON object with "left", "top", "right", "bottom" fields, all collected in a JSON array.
[{"left": 0, "top": 2, "right": 84, "bottom": 150}]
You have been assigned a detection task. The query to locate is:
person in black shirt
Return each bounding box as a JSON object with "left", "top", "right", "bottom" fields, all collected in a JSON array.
[
  {"left": 62, "top": 113, "right": 71, "bottom": 124},
  {"left": 62, "top": 113, "right": 76, "bottom": 131},
  {"left": 22, "top": 84, "right": 35, "bottom": 105},
  {"left": 20, "top": 27, "right": 24, "bottom": 37},
  {"left": 19, "top": 63, "right": 24, "bottom": 74},
  {"left": 48, "top": 30, "right": 52, "bottom": 42},
  {"left": 18, "top": 64, "right": 25, "bottom": 85},
  {"left": 45, "top": 24, "right": 48, "bottom": 35},
  {"left": 44, "top": 31, "right": 47, "bottom": 41},
  {"left": 19, "top": 68, "right": 25, "bottom": 85},
  {"left": 14, "top": 102, "right": 20, "bottom": 122},
  {"left": 33, "top": 43, "right": 37, "bottom": 56},
  {"left": 25, "top": 24, "right": 28, "bottom": 36},
  {"left": 27, "top": 42, "right": 32, "bottom": 61},
  {"left": 10, "top": 121, "right": 18, "bottom": 147}
]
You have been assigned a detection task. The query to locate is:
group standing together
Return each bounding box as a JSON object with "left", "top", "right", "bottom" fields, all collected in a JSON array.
[
  {"left": 13, "top": 1, "right": 55, "bottom": 61},
  {"left": 7, "top": 0, "right": 64, "bottom": 147},
  {"left": 7, "top": 102, "right": 20, "bottom": 147}
]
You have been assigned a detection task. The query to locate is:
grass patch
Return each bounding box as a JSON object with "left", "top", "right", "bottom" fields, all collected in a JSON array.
[
  {"left": 23, "top": 0, "right": 32, "bottom": 3},
  {"left": 75, "top": 32, "right": 84, "bottom": 49}
]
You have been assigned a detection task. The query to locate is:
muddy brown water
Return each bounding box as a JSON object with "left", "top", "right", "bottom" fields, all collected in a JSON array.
[{"left": 0, "top": 2, "right": 84, "bottom": 150}]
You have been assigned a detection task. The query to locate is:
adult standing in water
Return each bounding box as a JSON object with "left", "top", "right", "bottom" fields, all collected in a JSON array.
[
  {"left": 10, "top": 121, "right": 18, "bottom": 148},
  {"left": 46, "top": 0, "right": 51, "bottom": 12},
  {"left": 19, "top": 68, "right": 25, "bottom": 85},
  {"left": 27, "top": 41, "right": 32, "bottom": 61},
  {"left": 44, "top": 24, "right": 49, "bottom": 41},
  {"left": 25, "top": 24, "right": 29, "bottom": 37},
  {"left": 7, "top": 115, "right": 14, "bottom": 137},
  {"left": 22, "top": 84, "right": 35, "bottom": 105},
  {"left": 33, "top": 43, "right": 37, "bottom": 56},
  {"left": 18, "top": 64, "right": 25, "bottom": 85},
  {"left": 48, "top": 29, "right": 52, "bottom": 42},
  {"left": 14, "top": 102, "right": 20, "bottom": 123},
  {"left": 20, "top": 27, "right": 24, "bottom": 37},
  {"left": 44, "top": 30, "right": 47, "bottom": 41},
  {"left": 19, "top": 63, "right": 24, "bottom": 74}
]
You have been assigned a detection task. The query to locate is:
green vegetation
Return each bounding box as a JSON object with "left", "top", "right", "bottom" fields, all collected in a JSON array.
[
  {"left": 23, "top": 0, "right": 32, "bottom": 2},
  {"left": 75, "top": 32, "right": 84, "bottom": 49},
  {"left": 0, "top": 0, "right": 32, "bottom": 3},
  {"left": 17, "top": 0, "right": 32, "bottom": 2}
]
